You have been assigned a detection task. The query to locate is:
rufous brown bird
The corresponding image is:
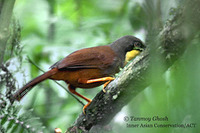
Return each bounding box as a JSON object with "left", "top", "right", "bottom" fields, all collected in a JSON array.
[{"left": 13, "top": 35, "right": 145, "bottom": 113}]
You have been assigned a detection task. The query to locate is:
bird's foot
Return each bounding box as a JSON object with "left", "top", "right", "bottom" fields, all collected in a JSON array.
[
  {"left": 102, "top": 77, "right": 115, "bottom": 93},
  {"left": 83, "top": 99, "right": 92, "bottom": 114},
  {"left": 54, "top": 128, "right": 62, "bottom": 133}
]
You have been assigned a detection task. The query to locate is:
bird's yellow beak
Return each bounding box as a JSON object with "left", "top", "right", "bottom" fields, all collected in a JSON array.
[{"left": 125, "top": 50, "right": 140, "bottom": 65}]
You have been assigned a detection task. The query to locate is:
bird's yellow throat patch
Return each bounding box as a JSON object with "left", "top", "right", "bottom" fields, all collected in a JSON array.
[{"left": 125, "top": 50, "right": 140, "bottom": 64}]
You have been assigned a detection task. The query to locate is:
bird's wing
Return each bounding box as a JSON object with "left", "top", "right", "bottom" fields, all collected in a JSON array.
[{"left": 49, "top": 46, "right": 116, "bottom": 70}]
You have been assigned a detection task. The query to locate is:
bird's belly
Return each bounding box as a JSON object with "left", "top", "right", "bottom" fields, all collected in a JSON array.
[{"left": 50, "top": 69, "right": 107, "bottom": 88}]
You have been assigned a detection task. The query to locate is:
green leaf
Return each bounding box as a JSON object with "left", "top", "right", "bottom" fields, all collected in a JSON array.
[
  {"left": 6, "top": 119, "right": 15, "bottom": 131},
  {"left": 10, "top": 124, "right": 19, "bottom": 133},
  {"left": 0, "top": 114, "right": 8, "bottom": 126}
]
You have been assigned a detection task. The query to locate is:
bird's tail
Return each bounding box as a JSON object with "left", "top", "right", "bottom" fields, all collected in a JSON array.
[{"left": 13, "top": 68, "right": 57, "bottom": 101}]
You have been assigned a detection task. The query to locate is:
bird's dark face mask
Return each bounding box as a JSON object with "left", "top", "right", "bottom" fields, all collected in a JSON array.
[
  {"left": 125, "top": 41, "right": 146, "bottom": 64},
  {"left": 133, "top": 41, "right": 146, "bottom": 52}
]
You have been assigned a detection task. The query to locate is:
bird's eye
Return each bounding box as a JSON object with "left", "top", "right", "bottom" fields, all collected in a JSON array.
[{"left": 134, "top": 42, "right": 141, "bottom": 48}]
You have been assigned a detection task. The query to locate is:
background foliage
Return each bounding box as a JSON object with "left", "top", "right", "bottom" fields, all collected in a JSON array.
[{"left": 0, "top": 0, "right": 200, "bottom": 132}]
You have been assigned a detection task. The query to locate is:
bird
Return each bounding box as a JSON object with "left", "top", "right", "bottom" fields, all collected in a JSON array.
[{"left": 13, "top": 35, "right": 145, "bottom": 113}]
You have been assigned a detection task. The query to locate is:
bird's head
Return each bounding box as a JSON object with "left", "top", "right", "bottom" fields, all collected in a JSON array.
[
  {"left": 124, "top": 36, "right": 146, "bottom": 63},
  {"left": 110, "top": 35, "right": 146, "bottom": 63}
]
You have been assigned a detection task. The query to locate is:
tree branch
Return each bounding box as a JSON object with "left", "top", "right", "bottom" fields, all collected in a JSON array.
[
  {"left": 0, "top": 0, "right": 16, "bottom": 66},
  {"left": 66, "top": 0, "right": 200, "bottom": 132}
]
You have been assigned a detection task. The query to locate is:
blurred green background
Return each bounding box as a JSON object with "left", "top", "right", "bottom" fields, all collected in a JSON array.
[{"left": 2, "top": 0, "right": 200, "bottom": 132}]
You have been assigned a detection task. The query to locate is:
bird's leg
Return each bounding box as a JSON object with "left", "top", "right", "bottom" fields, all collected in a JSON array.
[
  {"left": 68, "top": 85, "right": 91, "bottom": 114},
  {"left": 79, "top": 77, "right": 115, "bottom": 92},
  {"left": 86, "top": 77, "right": 115, "bottom": 92}
]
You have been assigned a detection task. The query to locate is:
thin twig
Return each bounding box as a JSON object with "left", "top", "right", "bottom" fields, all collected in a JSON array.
[{"left": 27, "top": 56, "right": 85, "bottom": 106}]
